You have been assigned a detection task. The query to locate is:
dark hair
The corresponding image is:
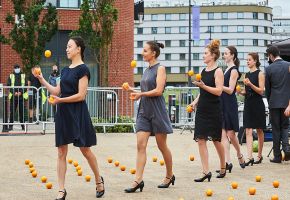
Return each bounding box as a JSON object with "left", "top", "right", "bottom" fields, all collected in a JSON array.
[
  {"left": 70, "top": 36, "right": 86, "bottom": 61},
  {"left": 206, "top": 39, "right": 220, "bottom": 61},
  {"left": 266, "top": 46, "right": 280, "bottom": 58},
  {"left": 248, "top": 52, "right": 261, "bottom": 68},
  {"left": 146, "top": 41, "right": 164, "bottom": 58},
  {"left": 14, "top": 64, "right": 20, "bottom": 68},
  {"left": 226, "top": 46, "right": 240, "bottom": 67}
]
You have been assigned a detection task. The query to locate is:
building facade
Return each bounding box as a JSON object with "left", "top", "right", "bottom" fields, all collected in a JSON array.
[
  {"left": 272, "top": 17, "right": 290, "bottom": 42},
  {"left": 134, "top": 1, "right": 272, "bottom": 86}
]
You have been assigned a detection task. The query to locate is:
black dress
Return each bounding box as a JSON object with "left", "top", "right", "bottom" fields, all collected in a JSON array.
[
  {"left": 194, "top": 67, "right": 222, "bottom": 142},
  {"left": 221, "top": 66, "right": 241, "bottom": 132},
  {"left": 243, "top": 70, "right": 266, "bottom": 129},
  {"left": 55, "top": 64, "right": 96, "bottom": 147}
]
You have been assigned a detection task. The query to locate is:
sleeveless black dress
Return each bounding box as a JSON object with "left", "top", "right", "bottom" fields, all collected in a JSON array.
[
  {"left": 221, "top": 66, "right": 241, "bottom": 132},
  {"left": 135, "top": 63, "right": 173, "bottom": 135},
  {"left": 194, "top": 67, "right": 222, "bottom": 142},
  {"left": 243, "top": 70, "right": 266, "bottom": 129},
  {"left": 55, "top": 64, "right": 96, "bottom": 147}
]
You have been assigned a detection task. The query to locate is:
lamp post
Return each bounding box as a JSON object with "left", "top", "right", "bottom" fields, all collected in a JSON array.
[{"left": 188, "top": 0, "right": 192, "bottom": 86}]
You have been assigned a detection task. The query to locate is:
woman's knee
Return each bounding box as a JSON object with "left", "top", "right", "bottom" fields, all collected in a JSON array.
[
  {"left": 80, "top": 147, "right": 91, "bottom": 158},
  {"left": 137, "top": 142, "right": 147, "bottom": 153},
  {"left": 58, "top": 146, "right": 68, "bottom": 159}
]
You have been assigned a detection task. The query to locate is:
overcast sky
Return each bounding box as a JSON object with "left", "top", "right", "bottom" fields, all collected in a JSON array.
[{"left": 268, "top": 0, "right": 290, "bottom": 17}]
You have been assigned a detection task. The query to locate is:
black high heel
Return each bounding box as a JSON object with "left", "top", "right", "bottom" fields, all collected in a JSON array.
[
  {"left": 238, "top": 154, "right": 246, "bottom": 169},
  {"left": 96, "top": 176, "right": 105, "bottom": 198},
  {"left": 253, "top": 156, "right": 263, "bottom": 164},
  {"left": 194, "top": 172, "right": 212, "bottom": 182},
  {"left": 216, "top": 168, "right": 226, "bottom": 178},
  {"left": 124, "top": 180, "right": 144, "bottom": 193},
  {"left": 55, "top": 189, "right": 67, "bottom": 200},
  {"left": 245, "top": 158, "right": 254, "bottom": 166},
  {"left": 158, "top": 175, "right": 175, "bottom": 188},
  {"left": 216, "top": 163, "right": 233, "bottom": 173}
]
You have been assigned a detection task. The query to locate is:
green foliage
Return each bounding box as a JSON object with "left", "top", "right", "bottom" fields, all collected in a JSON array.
[
  {"left": 94, "top": 116, "right": 134, "bottom": 133},
  {"left": 71, "top": 0, "right": 118, "bottom": 86},
  {"left": 0, "top": 0, "right": 58, "bottom": 74}
]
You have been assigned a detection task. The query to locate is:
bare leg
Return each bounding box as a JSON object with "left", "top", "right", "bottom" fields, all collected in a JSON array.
[
  {"left": 222, "top": 129, "right": 231, "bottom": 163},
  {"left": 227, "top": 130, "right": 245, "bottom": 164},
  {"left": 213, "top": 141, "right": 226, "bottom": 172},
  {"left": 57, "top": 145, "right": 68, "bottom": 198},
  {"left": 256, "top": 129, "right": 264, "bottom": 158},
  {"left": 246, "top": 128, "right": 253, "bottom": 159},
  {"left": 197, "top": 139, "right": 209, "bottom": 174}
]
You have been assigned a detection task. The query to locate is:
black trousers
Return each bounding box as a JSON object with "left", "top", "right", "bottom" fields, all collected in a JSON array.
[
  {"left": 270, "top": 108, "right": 290, "bottom": 158},
  {"left": 9, "top": 97, "right": 24, "bottom": 126}
]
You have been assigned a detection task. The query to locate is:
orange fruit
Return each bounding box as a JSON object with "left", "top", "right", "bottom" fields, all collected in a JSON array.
[
  {"left": 273, "top": 181, "right": 279, "bottom": 188},
  {"left": 206, "top": 189, "right": 213, "bottom": 196},
  {"left": 73, "top": 161, "right": 78, "bottom": 167},
  {"left": 271, "top": 194, "right": 279, "bottom": 200},
  {"left": 107, "top": 157, "right": 113, "bottom": 163},
  {"left": 236, "top": 85, "right": 241, "bottom": 92},
  {"left": 76, "top": 166, "right": 81, "bottom": 172},
  {"left": 122, "top": 82, "right": 129, "bottom": 91},
  {"left": 231, "top": 182, "right": 238, "bottom": 189},
  {"left": 44, "top": 50, "right": 52, "bottom": 58},
  {"left": 152, "top": 156, "right": 158, "bottom": 162},
  {"left": 129, "top": 93, "right": 136, "bottom": 100},
  {"left": 195, "top": 74, "right": 202, "bottom": 81},
  {"left": 28, "top": 162, "right": 34, "bottom": 168},
  {"left": 114, "top": 161, "right": 120, "bottom": 167},
  {"left": 41, "top": 176, "right": 47, "bottom": 183},
  {"left": 130, "top": 168, "right": 136, "bottom": 174},
  {"left": 85, "top": 175, "right": 91, "bottom": 182},
  {"left": 25, "top": 159, "right": 30, "bottom": 165},
  {"left": 189, "top": 155, "right": 195, "bottom": 161},
  {"left": 29, "top": 167, "right": 36, "bottom": 173},
  {"left": 49, "top": 96, "right": 54, "bottom": 103},
  {"left": 120, "top": 165, "right": 126, "bottom": 171},
  {"left": 159, "top": 160, "right": 165, "bottom": 166},
  {"left": 248, "top": 187, "right": 256, "bottom": 195},
  {"left": 77, "top": 169, "right": 82, "bottom": 176},
  {"left": 187, "top": 70, "right": 194, "bottom": 76},
  {"left": 228, "top": 197, "right": 234, "bottom": 200},
  {"left": 186, "top": 105, "right": 193, "bottom": 113},
  {"left": 34, "top": 67, "right": 41, "bottom": 75},
  {"left": 68, "top": 159, "right": 73, "bottom": 164},
  {"left": 32, "top": 171, "right": 37, "bottom": 178},
  {"left": 46, "top": 182, "right": 52, "bottom": 189},
  {"left": 255, "top": 175, "right": 262, "bottom": 182},
  {"left": 130, "top": 60, "right": 137, "bottom": 68}
]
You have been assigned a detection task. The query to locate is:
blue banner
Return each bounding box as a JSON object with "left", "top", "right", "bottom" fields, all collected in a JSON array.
[{"left": 192, "top": 6, "right": 200, "bottom": 40}]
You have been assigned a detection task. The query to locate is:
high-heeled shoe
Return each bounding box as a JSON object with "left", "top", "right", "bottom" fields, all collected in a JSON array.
[
  {"left": 96, "top": 176, "right": 105, "bottom": 198},
  {"left": 254, "top": 156, "right": 263, "bottom": 164},
  {"left": 216, "top": 163, "right": 233, "bottom": 173},
  {"left": 216, "top": 168, "right": 226, "bottom": 178},
  {"left": 124, "top": 180, "right": 144, "bottom": 193},
  {"left": 238, "top": 154, "right": 246, "bottom": 169},
  {"left": 158, "top": 175, "right": 175, "bottom": 188},
  {"left": 55, "top": 189, "right": 67, "bottom": 200},
  {"left": 245, "top": 158, "right": 254, "bottom": 166},
  {"left": 194, "top": 172, "right": 212, "bottom": 182}
]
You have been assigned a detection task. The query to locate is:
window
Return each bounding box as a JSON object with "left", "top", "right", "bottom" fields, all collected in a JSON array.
[
  {"left": 165, "top": 27, "right": 171, "bottom": 34},
  {"left": 253, "top": 39, "right": 258, "bottom": 46},
  {"left": 179, "top": 40, "right": 186, "bottom": 47},
  {"left": 221, "top": 12, "right": 228, "bottom": 19},
  {"left": 193, "top": 67, "right": 199, "bottom": 74},
  {"left": 165, "top": 54, "right": 171, "bottom": 60},
  {"left": 179, "top": 27, "right": 186, "bottom": 33},
  {"left": 151, "top": 14, "right": 158, "bottom": 21},
  {"left": 151, "top": 27, "right": 158, "bottom": 34},
  {"left": 222, "top": 26, "right": 228, "bottom": 33},
  {"left": 192, "top": 53, "right": 199, "bottom": 60},
  {"left": 253, "top": 12, "right": 258, "bottom": 19},
  {"left": 237, "top": 39, "right": 244, "bottom": 46},
  {"left": 253, "top": 26, "right": 258, "bottom": 33},
  {"left": 137, "top": 41, "right": 143, "bottom": 48},
  {"left": 264, "top": 26, "right": 268, "bottom": 33},
  {"left": 165, "top": 14, "right": 171, "bottom": 21},
  {"left": 137, "top": 54, "right": 143, "bottom": 61},
  {"left": 222, "top": 39, "right": 228, "bottom": 46},
  {"left": 165, "top": 67, "right": 171, "bottom": 74},
  {"left": 45, "top": 0, "right": 57, "bottom": 6},
  {"left": 137, "top": 67, "right": 143, "bottom": 75},
  {"left": 179, "top": 13, "right": 186, "bottom": 20},
  {"left": 137, "top": 28, "right": 143, "bottom": 34},
  {"left": 264, "top": 40, "right": 268, "bottom": 46},
  {"left": 264, "top": 13, "right": 268, "bottom": 20},
  {"left": 237, "top": 12, "right": 244, "bottom": 19},
  {"left": 208, "top": 26, "right": 214, "bottom": 32},
  {"left": 193, "top": 40, "right": 200, "bottom": 46},
  {"left": 208, "top": 12, "right": 214, "bottom": 19},
  {"left": 180, "top": 67, "right": 186, "bottom": 73},
  {"left": 59, "top": 0, "right": 79, "bottom": 7},
  {"left": 237, "top": 26, "right": 244, "bottom": 32},
  {"left": 165, "top": 40, "right": 171, "bottom": 47},
  {"left": 180, "top": 53, "right": 186, "bottom": 60}
]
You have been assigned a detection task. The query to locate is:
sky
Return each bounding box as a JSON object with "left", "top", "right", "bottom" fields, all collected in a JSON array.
[{"left": 268, "top": 0, "right": 290, "bottom": 17}]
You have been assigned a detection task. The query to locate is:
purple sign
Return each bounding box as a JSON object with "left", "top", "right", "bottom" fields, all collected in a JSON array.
[{"left": 192, "top": 6, "right": 200, "bottom": 40}]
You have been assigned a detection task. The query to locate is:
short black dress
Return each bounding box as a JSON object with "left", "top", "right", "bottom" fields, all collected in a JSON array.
[
  {"left": 243, "top": 70, "right": 266, "bottom": 129},
  {"left": 194, "top": 67, "right": 222, "bottom": 142},
  {"left": 135, "top": 63, "right": 173, "bottom": 135},
  {"left": 55, "top": 64, "right": 96, "bottom": 147},
  {"left": 221, "top": 66, "right": 241, "bottom": 132}
]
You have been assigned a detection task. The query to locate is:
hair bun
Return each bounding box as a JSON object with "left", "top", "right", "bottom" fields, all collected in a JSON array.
[
  {"left": 156, "top": 42, "right": 164, "bottom": 49},
  {"left": 210, "top": 39, "right": 220, "bottom": 48}
]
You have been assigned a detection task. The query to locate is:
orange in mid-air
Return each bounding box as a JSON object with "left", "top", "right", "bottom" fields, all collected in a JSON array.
[
  {"left": 187, "top": 70, "right": 194, "bottom": 77},
  {"left": 122, "top": 82, "right": 129, "bottom": 91},
  {"left": 44, "top": 50, "right": 52, "bottom": 58},
  {"left": 130, "top": 60, "right": 137, "bottom": 68},
  {"left": 195, "top": 74, "right": 202, "bottom": 81}
]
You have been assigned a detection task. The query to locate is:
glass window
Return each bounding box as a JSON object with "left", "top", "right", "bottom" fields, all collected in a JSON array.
[
  {"left": 208, "top": 26, "right": 214, "bottom": 32},
  {"left": 222, "top": 12, "right": 228, "bottom": 19},
  {"left": 222, "top": 39, "right": 228, "bottom": 46},
  {"left": 137, "top": 67, "right": 143, "bottom": 75},
  {"left": 137, "top": 28, "right": 143, "bottom": 34},
  {"left": 137, "top": 41, "right": 143, "bottom": 48},
  {"left": 165, "top": 27, "right": 171, "bottom": 34},
  {"left": 151, "top": 27, "right": 158, "bottom": 34},
  {"left": 165, "top": 54, "right": 171, "bottom": 60},
  {"left": 179, "top": 13, "right": 186, "bottom": 20},
  {"left": 193, "top": 40, "right": 200, "bottom": 46},
  {"left": 179, "top": 40, "right": 186, "bottom": 47},
  {"left": 253, "top": 26, "right": 258, "bottom": 33},
  {"left": 237, "top": 26, "right": 244, "bottom": 32},
  {"left": 151, "top": 14, "right": 158, "bottom": 21},
  {"left": 165, "top": 40, "right": 171, "bottom": 47},
  {"left": 222, "top": 26, "right": 228, "bottom": 33},
  {"left": 179, "top": 27, "right": 186, "bottom": 33},
  {"left": 237, "top": 12, "right": 244, "bottom": 19},
  {"left": 59, "top": 0, "right": 79, "bottom": 7},
  {"left": 237, "top": 39, "right": 244, "bottom": 46},
  {"left": 264, "top": 26, "right": 268, "bottom": 33},
  {"left": 45, "top": 0, "right": 57, "bottom": 6},
  {"left": 192, "top": 53, "right": 199, "bottom": 60},
  {"left": 264, "top": 13, "right": 268, "bottom": 20},
  {"left": 180, "top": 67, "right": 186, "bottom": 73},
  {"left": 166, "top": 67, "right": 171, "bottom": 74},
  {"left": 208, "top": 12, "right": 214, "bottom": 19},
  {"left": 180, "top": 53, "right": 186, "bottom": 60},
  {"left": 137, "top": 54, "right": 143, "bottom": 61},
  {"left": 253, "top": 39, "right": 258, "bottom": 46},
  {"left": 165, "top": 14, "right": 171, "bottom": 21},
  {"left": 253, "top": 12, "right": 258, "bottom": 19},
  {"left": 264, "top": 40, "right": 268, "bottom": 46}
]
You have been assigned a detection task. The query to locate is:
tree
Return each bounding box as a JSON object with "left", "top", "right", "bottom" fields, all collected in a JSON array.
[
  {"left": 0, "top": 0, "right": 58, "bottom": 74},
  {"left": 71, "top": 0, "right": 118, "bottom": 86}
]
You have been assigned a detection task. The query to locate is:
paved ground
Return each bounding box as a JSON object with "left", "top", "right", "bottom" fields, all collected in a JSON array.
[{"left": 0, "top": 130, "right": 289, "bottom": 200}]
